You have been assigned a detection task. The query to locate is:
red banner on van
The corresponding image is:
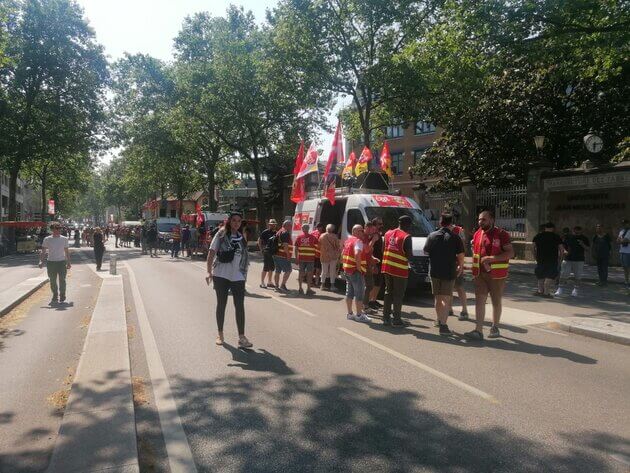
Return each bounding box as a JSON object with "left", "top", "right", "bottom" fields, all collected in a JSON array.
[{"left": 372, "top": 195, "right": 413, "bottom": 208}]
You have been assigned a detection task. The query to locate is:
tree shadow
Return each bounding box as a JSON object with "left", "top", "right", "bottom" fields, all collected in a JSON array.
[{"left": 167, "top": 373, "right": 619, "bottom": 472}]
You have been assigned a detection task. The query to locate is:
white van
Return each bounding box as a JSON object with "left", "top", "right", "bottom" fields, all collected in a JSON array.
[
  {"left": 153, "top": 217, "right": 180, "bottom": 239},
  {"left": 200, "top": 212, "right": 229, "bottom": 232},
  {"left": 293, "top": 191, "right": 434, "bottom": 289}
]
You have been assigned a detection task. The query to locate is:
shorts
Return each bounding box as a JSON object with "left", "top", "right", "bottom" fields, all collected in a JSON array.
[
  {"left": 273, "top": 256, "right": 292, "bottom": 273},
  {"left": 314, "top": 258, "right": 321, "bottom": 270},
  {"left": 621, "top": 253, "right": 630, "bottom": 268},
  {"left": 345, "top": 271, "right": 365, "bottom": 301},
  {"left": 431, "top": 278, "right": 455, "bottom": 296},
  {"left": 263, "top": 252, "right": 275, "bottom": 272},
  {"left": 454, "top": 274, "right": 464, "bottom": 289},
  {"left": 561, "top": 260, "right": 584, "bottom": 280},
  {"left": 473, "top": 272, "right": 505, "bottom": 307},
  {"left": 535, "top": 262, "right": 559, "bottom": 280},
  {"left": 299, "top": 261, "right": 314, "bottom": 273}
]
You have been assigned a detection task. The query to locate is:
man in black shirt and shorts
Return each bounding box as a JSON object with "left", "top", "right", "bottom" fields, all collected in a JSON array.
[
  {"left": 423, "top": 213, "right": 465, "bottom": 336},
  {"left": 556, "top": 226, "right": 590, "bottom": 297},
  {"left": 258, "top": 219, "right": 277, "bottom": 288},
  {"left": 532, "top": 222, "right": 564, "bottom": 297}
]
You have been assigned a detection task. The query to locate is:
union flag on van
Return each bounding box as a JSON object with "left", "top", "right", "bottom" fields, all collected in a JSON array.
[
  {"left": 323, "top": 120, "right": 344, "bottom": 205},
  {"left": 379, "top": 141, "right": 393, "bottom": 178},
  {"left": 354, "top": 146, "right": 373, "bottom": 176},
  {"left": 296, "top": 143, "right": 319, "bottom": 179},
  {"left": 290, "top": 141, "right": 306, "bottom": 203},
  {"left": 342, "top": 151, "right": 357, "bottom": 179}
]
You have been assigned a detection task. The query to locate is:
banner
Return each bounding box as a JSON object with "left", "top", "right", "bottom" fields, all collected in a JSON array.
[
  {"left": 323, "top": 121, "right": 344, "bottom": 205},
  {"left": 342, "top": 151, "right": 357, "bottom": 179},
  {"left": 380, "top": 142, "right": 393, "bottom": 178},
  {"left": 354, "top": 146, "right": 373, "bottom": 176},
  {"left": 291, "top": 141, "right": 306, "bottom": 203}
]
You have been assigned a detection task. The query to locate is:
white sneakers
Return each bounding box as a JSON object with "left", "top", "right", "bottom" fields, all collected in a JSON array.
[
  {"left": 571, "top": 288, "right": 579, "bottom": 297},
  {"left": 554, "top": 287, "right": 564, "bottom": 296},
  {"left": 347, "top": 313, "right": 371, "bottom": 323},
  {"left": 554, "top": 287, "right": 580, "bottom": 297}
]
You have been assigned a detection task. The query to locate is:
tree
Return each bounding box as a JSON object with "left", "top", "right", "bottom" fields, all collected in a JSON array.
[
  {"left": 405, "top": 0, "right": 630, "bottom": 186},
  {"left": 0, "top": 0, "right": 108, "bottom": 220},
  {"left": 270, "top": 0, "right": 442, "bottom": 147}
]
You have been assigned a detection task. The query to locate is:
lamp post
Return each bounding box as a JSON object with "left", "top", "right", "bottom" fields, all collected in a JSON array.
[{"left": 534, "top": 135, "right": 545, "bottom": 160}]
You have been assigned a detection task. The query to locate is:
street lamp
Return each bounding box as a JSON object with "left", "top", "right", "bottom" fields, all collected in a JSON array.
[{"left": 534, "top": 135, "right": 545, "bottom": 160}]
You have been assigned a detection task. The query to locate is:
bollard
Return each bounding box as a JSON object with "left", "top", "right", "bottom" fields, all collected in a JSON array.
[{"left": 109, "top": 254, "right": 117, "bottom": 275}]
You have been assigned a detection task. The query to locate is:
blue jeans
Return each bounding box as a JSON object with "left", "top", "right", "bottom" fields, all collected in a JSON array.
[{"left": 345, "top": 271, "right": 365, "bottom": 301}]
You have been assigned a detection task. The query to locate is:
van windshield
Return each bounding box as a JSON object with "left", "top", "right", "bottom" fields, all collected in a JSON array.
[
  {"left": 365, "top": 207, "right": 434, "bottom": 237},
  {"left": 157, "top": 223, "right": 177, "bottom": 233}
]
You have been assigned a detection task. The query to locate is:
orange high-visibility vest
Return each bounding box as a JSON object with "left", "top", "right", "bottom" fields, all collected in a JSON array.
[
  {"left": 381, "top": 228, "right": 409, "bottom": 278},
  {"left": 342, "top": 236, "right": 367, "bottom": 274},
  {"left": 276, "top": 229, "right": 294, "bottom": 259},
  {"left": 172, "top": 226, "right": 181, "bottom": 241},
  {"left": 295, "top": 233, "right": 318, "bottom": 262},
  {"left": 311, "top": 229, "right": 322, "bottom": 259},
  {"left": 471, "top": 227, "right": 509, "bottom": 279}
]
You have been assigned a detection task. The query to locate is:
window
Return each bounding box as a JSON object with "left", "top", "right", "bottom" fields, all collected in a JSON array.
[
  {"left": 386, "top": 124, "right": 404, "bottom": 139},
  {"left": 415, "top": 121, "right": 436, "bottom": 135},
  {"left": 413, "top": 148, "right": 428, "bottom": 165},
  {"left": 346, "top": 209, "right": 365, "bottom": 234},
  {"left": 391, "top": 153, "right": 404, "bottom": 175}
]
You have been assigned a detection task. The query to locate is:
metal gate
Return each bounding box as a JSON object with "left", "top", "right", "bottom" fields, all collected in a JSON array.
[
  {"left": 476, "top": 186, "right": 527, "bottom": 240},
  {"left": 422, "top": 191, "right": 463, "bottom": 229}
]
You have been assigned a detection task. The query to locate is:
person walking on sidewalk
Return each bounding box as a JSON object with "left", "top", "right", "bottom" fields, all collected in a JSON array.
[
  {"left": 147, "top": 224, "right": 158, "bottom": 257},
  {"left": 592, "top": 223, "right": 612, "bottom": 286},
  {"left": 617, "top": 219, "right": 630, "bottom": 292},
  {"left": 39, "top": 222, "right": 71, "bottom": 305},
  {"left": 294, "top": 223, "right": 318, "bottom": 296},
  {"left": 423, "top": 213, "right": 465, "bottom": 336},
  {"left": 342, "top": 224, "right": 370, "bottom": 322},
  {"left": 272, "top": 220, "right": 293, "bottom": 292},
  {"left": 93, "top": 227, "right": 106, "bottom": 271},
  {"left": 205, "top": 212, "right": 252, "bottom": 348},
  {"left": 533, "top": 222, "right": 564, "bottom": 297},
  {"left": 258, "top": 219, "right": 277, "bottom": 288},
  {"left": 556, "top": 226, "right": 589, "bottom": 297},
  {"left": 381, "top": 216, "right": 413, "bottom": 327},
  {"left": 319, "top": 224, "right": 340, "bottom": 290},
  {"left": 465, "top": 210, "right": 514, "bottom": 340}
]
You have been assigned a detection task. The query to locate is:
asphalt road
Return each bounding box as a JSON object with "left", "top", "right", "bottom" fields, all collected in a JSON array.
[{"left": 115, "top": 245, "right": 630, "bottom": 473}]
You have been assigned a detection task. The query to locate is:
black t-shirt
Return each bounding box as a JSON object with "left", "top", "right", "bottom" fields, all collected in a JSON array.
[
  {"left": 260, "top": 228, "right": 275, "bottom": 246},
  {"left": 373, "top": 235, "right": 384, "bottom": 260},
  {"left": 533, "top": 231, "right": 562, "bottom": 265},
  {"left": 592, "top": 234, "right": 611, "bottom": 258},
  {"left": 564, "top": 234, "right": 589, "bottom": 261},
  {"left": 146, "top": 228, "right": 157, "bottom": 242},
  {"left": 423, "top": 228, "right": 464, "bottom": 280}
]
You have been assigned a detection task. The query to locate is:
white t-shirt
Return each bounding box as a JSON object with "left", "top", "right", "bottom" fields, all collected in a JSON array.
[
  {"left": 210, "top": 232, "right": 245, "bottom": 282},
  {"left": 354, "top": 240, "right": 364, "bottom": 253},
  {"left": 619, "top": 229, "right": 630, "bottom": 254},
  {"left": 42, "top": 235, "right": 69, "bottom": 262}
]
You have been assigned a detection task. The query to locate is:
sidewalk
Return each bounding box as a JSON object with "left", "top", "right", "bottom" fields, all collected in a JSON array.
[
  {"left": 0, "top": 252, "right": 48, "bottom": 316},
  {"left": 464, "top": 257, "right": 627, "bottom": 285}
]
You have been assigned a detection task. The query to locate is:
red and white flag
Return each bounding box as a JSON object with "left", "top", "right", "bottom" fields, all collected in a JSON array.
[
  {"left": 323, "top": 121, "right": 344, "bottom": 204},
  {"left": 296, "top": 143, "right": 319, "bottom": 179}
]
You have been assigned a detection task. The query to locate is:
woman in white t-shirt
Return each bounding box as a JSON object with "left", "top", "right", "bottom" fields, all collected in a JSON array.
[{"left": 205, "top": 213, "right": 252, "bottom": 348}]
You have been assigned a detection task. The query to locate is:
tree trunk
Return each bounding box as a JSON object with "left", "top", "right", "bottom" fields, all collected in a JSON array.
[
  {"left": 8, "top": 167, "right": 19, "bottom": 221},
  {"left": 206, "top": 160, "right": 217, "bottom": 212},
  {"left": 40, "top": 174, "right": 47, "bottom": 222},
  {"left": 250, "top": 154, "right": 267, "bottom": 232}
]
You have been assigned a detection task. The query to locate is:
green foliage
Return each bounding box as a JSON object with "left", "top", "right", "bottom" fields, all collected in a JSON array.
[{"left": 407, "top": 0, "right": 630, "bottom": 186}]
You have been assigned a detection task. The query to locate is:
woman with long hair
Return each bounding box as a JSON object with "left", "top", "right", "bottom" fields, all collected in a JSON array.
[
  {"left": 205, "top": 212, "right": 252, "bottom": 348},
  {"left": 93, "top": 227, "right": 105, "bottom": 271}
]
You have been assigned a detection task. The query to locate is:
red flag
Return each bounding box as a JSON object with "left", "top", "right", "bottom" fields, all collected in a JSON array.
[
  {"left": 195, "top": 202, "right": 203, "bottom": 227},
  {"left": 354, "top": 146, "right": 373, "bottom": 176},
  {"left": 291, "top": 142, "right": 306, "bottom": 203},
  {"left": 379, "top": 142, "right": 393, "bottom": 178},
  {"left": 296, "top": 143, "right": 319, "bottom": 179},
  {"left": 324, "top": 121, "right": 344, "bottom": 205},
  {"left": 342, "top": 151, "right": 357, "bottom": 179}
]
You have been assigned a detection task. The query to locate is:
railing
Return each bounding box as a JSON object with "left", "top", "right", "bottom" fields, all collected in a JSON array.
[{"left": 476, "top": 186, "right": 527, "bottom": 240}]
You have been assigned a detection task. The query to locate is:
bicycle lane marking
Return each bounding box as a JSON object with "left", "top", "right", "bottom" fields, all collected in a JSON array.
[{"left": 123, "top": 261, "right": 198, "bottom": 473}]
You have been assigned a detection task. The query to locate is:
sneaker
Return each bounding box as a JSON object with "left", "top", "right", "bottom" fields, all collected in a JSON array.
[
  {"left": 382, "top": 317, "right": 391, "bottom": 326},
  {"left": 238, "top": 336, "right": 253, "bottom": 349},
  {"left": 433, "top": 319, "right": 440, "bottom": 327},
  {"left": 267, "top": 283, "right": 275, "bottom": 288},
  {"left": 458, "top": 311, "right": 469, "bottom": 321},
  {"left": 439, "top": 324, "right": 452, "bottom": 336},
  {"left": 488, "top": 326, "right": 500, "bottom": 338},
  {"left": 59, "top": 296, "right": 66, "bottom": 303},
  {"left": 298, "top": 288, "right": 305, "bottom": 295},
  {"left": 392, "top": 318, "right": 404, "bottom": 327},
  {"left": 279, "top": 285, "right": 289, "bottom": 293},
  {"left": 368, "top": 301, "right": 380, "bottom": 310},
  {"left": 356, "top": 313, "right": 371, "bottom": 323},
  {"left": 571, "top": 288, "right": 579, "bottom": 297},
  {"left": 554, "top": 288, "right": 563, "bottom": 296},
  {"left": 464, "top": 329, "right": 484, "bottom": 341},
  {"left": 50, "top": 297, "right": 58, "bottom": 305},
  {"left": 259, "top": 283, "right": 267, "bottom": 289},
  {"left": 373, "top": 301, "right": 383, "bottom": 308},
  {"left": 347, "top": 313, "right": 358, "bottom": 321},
  {"left": 306, "top": 289, "right": 315, "bottom": 296}
]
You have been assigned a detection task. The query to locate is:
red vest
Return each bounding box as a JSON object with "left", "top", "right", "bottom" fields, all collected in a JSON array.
[
  {"left": 471, "top": 227, "right": 509, "bottom": 279},
  {"left": 342, "top": 236, "right": 367, "bottom": 274},
  {"left": 276, "top": 229, "right": 293, "bottom": 259},
  {"left": 295, "top": 233, "right": 318, "bottom": 262},
  {"left": 311, "top": 229, "right": 322, "bottom": 259},
  {"left": 172, "top": 226, "right": 181, "bottom": 241},
  {"left": 381, "top": 228, "right": 409, "bottom": 278}
]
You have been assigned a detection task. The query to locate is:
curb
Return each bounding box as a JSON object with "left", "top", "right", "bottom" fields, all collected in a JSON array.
[
  {"left": 548, "top": 321, "right": 630, "bottom": 346},
  {"left": 46, "top": 274, "right": 139, "bottom": 473},
  {"left": 508, "top": 267, "right": 626, "bottom": 286},
  {"left": 0, "top": 276, "right": 49, "bottom": 316}
]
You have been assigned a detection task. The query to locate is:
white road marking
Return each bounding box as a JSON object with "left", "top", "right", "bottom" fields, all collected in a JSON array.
[
  {"left": 192, "top": 262, "right": 317, "bottom": 317},
  {"left": 527, "top": 326, "right": 569, "bottom": 337},
  {"left": 338, "top": 327, "right": 499, "bottom": 404},
  {"left": 79, "top": 284, "right": 92, "bottom": 288},
  {"left": 124, "top": 262, "right": 198, "bottom": 473}
]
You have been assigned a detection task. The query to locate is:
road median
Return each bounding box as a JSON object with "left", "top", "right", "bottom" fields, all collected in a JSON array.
[
  {"left": 550, "top": 317, "right": 630, "bottom": 346},
  {"left": 0, "top": 275, "right": 49, "bottom": 316}
]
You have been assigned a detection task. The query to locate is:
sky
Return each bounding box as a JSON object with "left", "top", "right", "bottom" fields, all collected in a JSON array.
[{"left": 76, "top": 0, "right": 340, "bottom": 161}]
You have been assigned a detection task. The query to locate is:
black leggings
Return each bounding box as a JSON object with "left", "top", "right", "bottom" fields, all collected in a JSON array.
[{"left": 213, "top": 277, "right": 246, "bottom": 335}]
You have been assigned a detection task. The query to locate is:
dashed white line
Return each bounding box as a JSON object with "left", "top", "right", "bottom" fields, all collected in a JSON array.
[{"left": 338, "top": 327, "right": 500, "bottom": 404}]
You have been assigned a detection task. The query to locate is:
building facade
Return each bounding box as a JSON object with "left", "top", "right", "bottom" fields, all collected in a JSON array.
[{"left": 0, "top": 172, "right": 40, "bottom": 221}]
